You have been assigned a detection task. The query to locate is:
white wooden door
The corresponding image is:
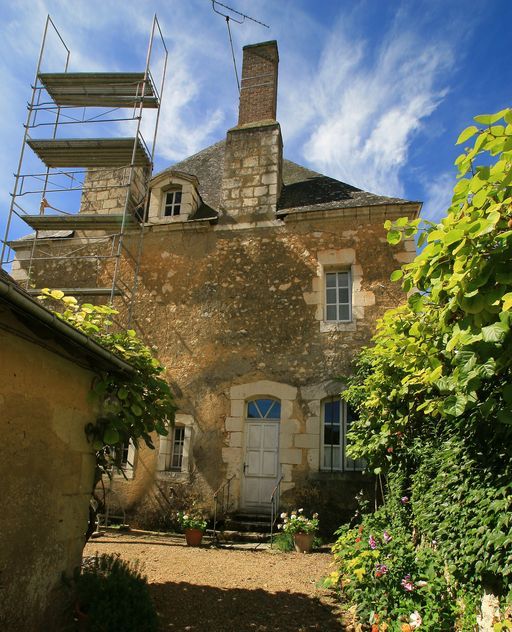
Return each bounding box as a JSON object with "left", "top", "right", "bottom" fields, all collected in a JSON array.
[{"left": 242, "top": 421, "right": 279, "bottom": 512}]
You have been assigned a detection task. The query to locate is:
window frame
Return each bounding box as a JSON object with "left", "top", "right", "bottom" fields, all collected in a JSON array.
[
  {"left": 320, "top": 397, "right": 365, "bottom": 472},
  {"left": 324, "top": 269, "right": 352, "bottom": 323},
  {"left": 162, "top": 187, "right": 183, "bottom": 218}
]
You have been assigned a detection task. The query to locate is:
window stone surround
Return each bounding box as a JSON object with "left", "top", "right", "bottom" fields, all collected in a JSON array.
[{"left": 302, "top": 248, "right": 375, "bottom": 333}]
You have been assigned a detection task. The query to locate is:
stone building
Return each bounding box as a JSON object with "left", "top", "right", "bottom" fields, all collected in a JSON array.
[{"left": 10, "top": 40, "right": 420, "bottom": 529}]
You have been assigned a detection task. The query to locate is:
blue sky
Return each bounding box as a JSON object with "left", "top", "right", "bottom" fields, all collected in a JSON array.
[{"left": 1, "top": 0, "right": 511, "bottom": 244}]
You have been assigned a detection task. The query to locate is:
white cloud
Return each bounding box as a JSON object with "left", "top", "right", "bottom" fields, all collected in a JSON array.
[
  {"left": 285, "top": 20, "right": 453, "bottom": 198},
  {"left": 421, "top": 171, "right": 455, "bottom": 223}
]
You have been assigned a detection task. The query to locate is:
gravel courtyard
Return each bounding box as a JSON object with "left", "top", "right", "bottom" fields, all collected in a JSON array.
[{"left": 84, "top": 533, "right": 344, "bottom": 631}]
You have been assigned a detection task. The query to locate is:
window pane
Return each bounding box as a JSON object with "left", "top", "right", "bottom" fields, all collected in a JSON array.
[
  {"left": 324, "top": 400, "right": 340, "bottom": 424},
  {"left": 174, "top": 205, "right": 181, "bottom": 215},
  {"left": 171, "top": 426, "right": 185, "bottom": 470},
  {"left": 338, "top": 288, "right": 349, "bottom": 303},
  {"left": 175, "top": 191, "right": 182, "bottom": 202},
  {"left": 331, "top": 447, "right": 341, "bottom": 469},
  {"left": 266, "top": 400, "right": 281, "bottom": 420},
  {"left": 339, "top": 304, "right": 350, "bottom": 321},
  {"left": 324, "top": 425, "right": 340, "bottom": 445},
  {"left": 247, "top": 401, "right": 260, "bottom": 418},
  {"left": 256, "top": 399, "right": 274, "bottom": 418},
  {"left": 326, "top": 288, "right": 337, "bottom": 303},
  {"left": 326, "top": 305, "right": 337, "bottom": 320},
  {"left": 326, "top": 273, "right": 337, "bottom": 288},
  {"left": 337, "top": 272, "right": 349, "bottom": 287}
]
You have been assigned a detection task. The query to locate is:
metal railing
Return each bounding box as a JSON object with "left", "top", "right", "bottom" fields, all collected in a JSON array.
[
  {"left": 212, "top": 474, "right": 236, "bottom": 539},
  {"left": 269, "top": 473, "right": 284, "bottom": 548}
]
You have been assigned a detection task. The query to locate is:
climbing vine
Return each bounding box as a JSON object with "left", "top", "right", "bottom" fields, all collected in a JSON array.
[
  {"left": 335, "top": 108, "right": 512, "bottom": 627},
  {"left": 38, "top": 289, "right": 176, "bottom": 473}
]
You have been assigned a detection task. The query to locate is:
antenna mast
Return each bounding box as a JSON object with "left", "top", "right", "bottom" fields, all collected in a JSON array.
[{"left": 211, "top": 1, "right": 270, "bottom": 94}]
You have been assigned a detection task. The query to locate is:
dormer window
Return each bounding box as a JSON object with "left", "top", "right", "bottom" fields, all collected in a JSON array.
[{"left": 163, "top": 188, "right": 182, "bottom": 217}]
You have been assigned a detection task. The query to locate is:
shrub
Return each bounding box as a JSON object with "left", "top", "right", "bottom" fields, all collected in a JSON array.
[{"left": 74, "top": 554, "right": 158, "bottom": 632}]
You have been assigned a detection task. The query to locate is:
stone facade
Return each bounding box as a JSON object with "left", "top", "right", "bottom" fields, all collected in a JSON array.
[{"left": 9, "top": 40, "right": 421, "bottom": 532}]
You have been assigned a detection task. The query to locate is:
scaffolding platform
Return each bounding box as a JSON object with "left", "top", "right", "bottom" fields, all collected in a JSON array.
[
  {"left": 38, "top": 72, "right": 159, "bottom": 108},
  {"left": 27, "top": 137, "right": 151, "bottom": 168},
  {"left": 22, "top": 214, "right": 137, "bottom": 231}
]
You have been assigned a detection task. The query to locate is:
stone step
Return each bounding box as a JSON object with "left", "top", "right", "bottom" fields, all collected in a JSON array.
[
  {"left": 224, "top": 518, "right": 271, "bottom": 533},
  {"left": 207, "top": 529, "right": 271, "bottom": 543}
]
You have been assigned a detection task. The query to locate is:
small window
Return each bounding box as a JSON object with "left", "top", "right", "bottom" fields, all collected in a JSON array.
[
  {"left": 163, "top": 189, "right": 182, "bottom": 217},
  {"left": 170, "top": 426, "right": 185, "bottom": 470},
  {"left": 321, "top": 398, "right": 365, "bottom": 472},
  {"left": 325, "top": 271, "right": 352, "bottom": 322}
]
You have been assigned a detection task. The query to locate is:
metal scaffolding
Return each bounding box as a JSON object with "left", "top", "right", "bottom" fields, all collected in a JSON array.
[{"left": 1, "top": 15, "right": 167, "bottom": 322}]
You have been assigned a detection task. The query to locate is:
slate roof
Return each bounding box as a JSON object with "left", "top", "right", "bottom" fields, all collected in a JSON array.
[{"left": 162, "top": 139, "right": 419, "bottom": 217}]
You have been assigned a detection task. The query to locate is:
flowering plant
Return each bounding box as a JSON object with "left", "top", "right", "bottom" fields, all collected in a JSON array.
[
  {"left": 176, "top": 511, "right": 207, "bottom": 532},
  {"left": 278, "top": 508, "right": 319, "bottom": 535}
]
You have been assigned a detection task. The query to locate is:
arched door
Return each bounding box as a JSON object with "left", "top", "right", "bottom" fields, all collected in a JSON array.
[{"left": 241, "top": 398, "right": 281, "bottom": 513}]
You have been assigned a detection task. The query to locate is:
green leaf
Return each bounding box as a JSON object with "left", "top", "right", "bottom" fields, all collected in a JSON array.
[
  {"left": 497, "top": 409, "right": 512, "bottom": 425},
  {"left": 390, "top": 269, "right": 404, "bottom": 282},
  {"left": 50, "top": 289, "right": 65, "bottom": 300},
  {"left": 472, "top": 189, "right": 487, "bottom": 208},
  {"left": 481, "top": 322, "right": 508, "bottom": 343},
  {"left": 474, "top": 110, "right": 508, "bottom": 125},
  {"left": 103, "top": 426, "right": 120, "bottom": 445},
  {"left": 443, "top": 395, "right": 467, "bottom": 417},
  {"left": 131, "top": 404, "right": 143, "bottom": 416},
  {"left": 387, "top": 230, "right": 402, "bottom": 245},
  {"left": 443, "top": 229, "right": 465, "bottom": 246},
  {"left": 395, "top": 216, "right": 409, "bottom": 227},
  {"left": 456, "top": 125, "right": 479, "bottom": 145},
  {"left": 503, "top": 293, "right": 512, "bottom": 311}
]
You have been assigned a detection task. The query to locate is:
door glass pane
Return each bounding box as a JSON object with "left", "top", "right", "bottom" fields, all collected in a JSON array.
[
  {"left": 247, "top": 401, "right": 260, "bottom": 418},
  {"left": 266, "top": 400, "right": 281, "bottom": 419},
  {"left": 256, "top": 399, "right": 274, "bottom": 418}
]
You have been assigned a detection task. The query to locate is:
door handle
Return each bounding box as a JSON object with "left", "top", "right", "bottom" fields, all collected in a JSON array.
[{"left": 243, "top": 463, "right": 248, "bottom": 474}]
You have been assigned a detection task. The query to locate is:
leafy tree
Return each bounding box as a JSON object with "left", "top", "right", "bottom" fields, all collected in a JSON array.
[{"left": 342, "top": 109, "right": 512, "bottom": 604}]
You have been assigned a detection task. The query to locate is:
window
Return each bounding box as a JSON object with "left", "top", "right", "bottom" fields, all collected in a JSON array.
[
  {"left": 321, "top": 398, "right": 365, "bottom": 472},
  {"left": 325, "top": 271, "right": 352, "bottom": 322},
  {"left": 163, "top": 188, "right": 182, "bottom": 217},
  {"left": 112, "top": 439, "right": 136, "bottom": 479},
  {"left": 169, "top": 426, "right": 185, "bottom": 470},
  {"left": 157, "top": 415, "right": 193, "bottom": 475}
]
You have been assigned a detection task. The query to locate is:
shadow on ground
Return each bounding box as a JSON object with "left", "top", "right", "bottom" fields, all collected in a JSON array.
[{"left": 150, "top": 581, "right": 344, "bottom": 631}]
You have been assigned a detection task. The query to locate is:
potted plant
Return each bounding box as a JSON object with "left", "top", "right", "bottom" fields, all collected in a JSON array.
[
  {"left": 177, "top": 511, "right": 208, "bottom": 546},
  {"left": 279, "top": 508, "right": 319, "bottom": 553}
]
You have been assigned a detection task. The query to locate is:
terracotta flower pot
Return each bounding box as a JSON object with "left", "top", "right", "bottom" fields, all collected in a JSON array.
[
  {"left": 184, "top": 528, "right": 204, "bottom": 546},
  {"left": 293, "top": 532, "right": 314, "bottom": 553}
]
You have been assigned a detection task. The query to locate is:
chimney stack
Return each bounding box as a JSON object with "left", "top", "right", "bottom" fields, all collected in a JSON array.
[
  {"left": 221, "top": 41, "right": 283, "bottom": 221},
  {"left": 238, "top": 41, "right": 279, "bottom": 126}
]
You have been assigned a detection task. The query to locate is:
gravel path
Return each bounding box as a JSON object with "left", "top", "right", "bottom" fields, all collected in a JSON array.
[{"left": 84, "top": 533, "right": 344, "bottom": 631}]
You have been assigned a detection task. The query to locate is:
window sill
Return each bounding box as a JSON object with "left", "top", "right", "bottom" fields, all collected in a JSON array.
[
  {"left": 156, "top": 470, "right": 190, "bottom": 483},
  {"left": 310, "top": 470, "right": 368, "bottom": 481},
  {"left": 320, "top": 321, "right": 357, "bottom": 333}
]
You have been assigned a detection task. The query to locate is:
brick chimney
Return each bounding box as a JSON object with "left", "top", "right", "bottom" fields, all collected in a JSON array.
[{"left": 221, "top": 40, "right": 283, "bottom": 221}]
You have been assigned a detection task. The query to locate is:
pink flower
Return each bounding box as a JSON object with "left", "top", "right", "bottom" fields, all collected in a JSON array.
[
  {"left": 375, "top": 564, "right": 388, "bottom": 577},
  {"left": 383, "top": 531, "right": 392, "bottom": 543},
  {"left": 401, "top": 575, "right": 415, "bottom": 592},
  {"left": 368, "top": 535, "right": 377, "bottom": 550},
  {"left": 401, "top": 496, "right": 409, "bottom": 505}
]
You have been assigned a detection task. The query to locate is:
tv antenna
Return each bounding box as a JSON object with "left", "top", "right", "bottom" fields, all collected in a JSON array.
[{"left": 211, "top": 1, "right": 270, "bottom": 94}]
